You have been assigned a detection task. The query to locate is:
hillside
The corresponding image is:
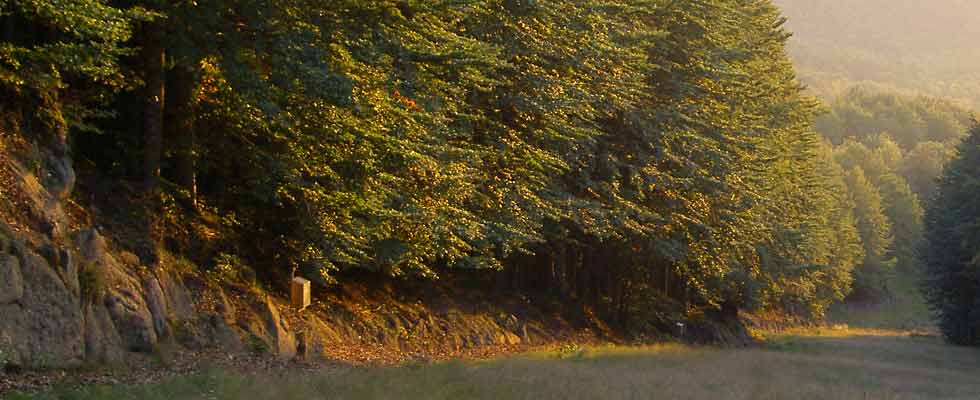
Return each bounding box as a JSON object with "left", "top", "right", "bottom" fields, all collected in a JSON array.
[
  {"left": 774, "top": 0, "right": 980, "bottom": 109},
  {"left": 3, "top": 0, "right": 980, "bottom": 397}
]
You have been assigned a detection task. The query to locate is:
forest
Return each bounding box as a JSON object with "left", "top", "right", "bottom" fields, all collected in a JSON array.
[
  {"left": 3, "top": 0, "right": 864, "bottom": 330},
  {"left": 2, "top": 0, "right": 980, "bottom": 398}
]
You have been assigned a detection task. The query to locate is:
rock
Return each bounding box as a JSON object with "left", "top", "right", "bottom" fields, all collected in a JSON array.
[
  {"left": 500, "top": 332, "right": 522, "bottom": 346},
  {"left": 173, "top": 319, "right": 207, "bottom": 350},
  {"left": 83, "top": 303, "right": 124, "bottom": 364},
  {"left": 0, "top": 255, "right": 24, "bottom": 304},
  {"left": 214, "top": 287, "right": 235, "bottom": 320},
  {"left": 241, "top": 312, "right": 272, "bottom": 352},
  {"left": 144, "top": 275, "right": 171, "bottom": 338},
  {"left": 156, "top": 268, "right": 194, "bottom": 320},
  {"left": 118, "top": 251, "right": 141, "bottom": 268},
  {"left": 78, "top": 229, "right": 158, "bottom": 353},
  {"left": 0, "top": 248, "right": 84, "bottom": 368},
  {"left": 36, "top": 244, "right": 78, "bottom": 297},
  {"left": 76, "top": 229, "right": 106, "bottom": 261},
  {"left": 144, "top": 266, "right": 197, "bottom": 341},
  {"left": 207, "top": 314, "right": 244, "bottom": 352},
  {"left": 102, "top": 265, "right": 157, "bottom": 352},
  {"left": 42, "top": 151, "right": 75, "bottom": 201},
  {"left": 260, "top": 297, "right": 296, "bottom": 360},
  {"left": 0, "top": 223, "right": 11, "bottom": 253},
  {"left": 296, "top": 317, "right": 331, "bottom": 362},
  {"left": 58, "top": 248, "right": 79, "bottom": 299}
]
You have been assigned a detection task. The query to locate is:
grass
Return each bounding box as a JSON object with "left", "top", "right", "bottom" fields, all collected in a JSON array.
[
  {"left": 8, "top": 330, "right": 980, "bottom": 400},
  {"left": 10, "top": 274, "right": 979, "bottom": 400},
  {"left": 827, "top": 273, "right": 934, "bottom": 332}
]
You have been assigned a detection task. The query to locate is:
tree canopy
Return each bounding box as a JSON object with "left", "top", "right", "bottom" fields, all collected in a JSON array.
[{"left": 1, "top": 0, "right": 876, "bottom": 334}]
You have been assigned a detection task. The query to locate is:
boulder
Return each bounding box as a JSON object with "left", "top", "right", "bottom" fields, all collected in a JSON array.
[
  {"left": 296, "top": 316, "right": 332, "bottom": 362},
  {"left": 156, "top": 268, "right": 195, "bottom": 320},
  {"left": 77, "top": 229, "right": 158, "bottom": 353},
  {"left": 207, "top": 314, "right": 244, "bottom": 352},
  {"left": 102, "top": 263, "right": 157, "bottom": 352},
  {"left": 214, "top": 287, "right": 236, "bottom": 320},
  {"left": 0, "top": 249, "right": 84, "bottom": 368},
  {"left": 260, "top": 297, "right": 296, "bottom": 360},
  {"left": 144, "top": 275, "right": 171, "bottom": 338},
  {"left": 42, "top": 150, "right": 75, "bottom": 201},
  {"left": 0, "top": 255, "right": 24, "bottom": 304},
  {"left": 83, "top": 303, "right": 125, "bottom": 364}
]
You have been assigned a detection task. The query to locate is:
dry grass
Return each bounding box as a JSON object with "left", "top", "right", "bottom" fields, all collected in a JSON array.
[
  {"left": 10, "top": 329, "right": 980, "bottom": 400},
  {"left": 11, "top": 274, "right": 976, "bottom": 399},
  {"left": 827, "top": 274, "right": 934, "bottom": 332}
]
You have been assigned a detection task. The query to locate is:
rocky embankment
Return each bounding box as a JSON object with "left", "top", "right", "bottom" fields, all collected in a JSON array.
[{"left": 0, "top": 127, "right": 572, "bottom": 373}]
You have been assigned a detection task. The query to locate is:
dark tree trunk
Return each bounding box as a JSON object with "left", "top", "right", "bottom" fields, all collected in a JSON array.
[
  {"left": 166, "top": 64, "right": 198, "bottom": 205},
  {"left": 142, "top": 21, "right": 166, "bottom": 193}
]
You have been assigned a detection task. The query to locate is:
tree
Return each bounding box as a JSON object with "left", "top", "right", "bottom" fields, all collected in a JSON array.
[
  {"left": 877, "top": 173, "right": 924, "bottom": 272},
  {"left": 844, "top": 166, "right": 895, "bottom": 299},
  {"left": 902, "top": 141, "right": 956, "bottom": 200},
  {"left": 6, "top": 0, "right": 874, "bottom": 337},
  {"left": 0, "top": 0, "right": 151, "bottom": 150},
  {"left": 921, "top": 123, "right": 980, "bottom": 345},
  {"left": 814, "top": 85, "right": 971, "bottom": 150}
]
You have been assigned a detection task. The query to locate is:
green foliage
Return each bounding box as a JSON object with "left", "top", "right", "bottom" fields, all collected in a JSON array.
[
  {"left": 816, "top": 86, "right": 972, "bottom": 150},
  {"left": 810, "top": 86, "right": 960, "bottom": 300},
  {"left": 7, "top": 0, "right": 875, "bottom": 333},
  {"left": 843, "top": 167, "right": 895, "bottom": 299},
  {"left": 0, "top": 0, "right": 154, "bottom": 134},
  {"left": 877, "top": 173, "right": 924, "bottom": 273},
  {"left": 901, "top": 141, "right": 957, "bottom": 199},
  {"left": 921, "top": 124, "right": 980, "bottom": 345},
  {"left": 206, "top": 253, "right": 258, "bottom": 287}
]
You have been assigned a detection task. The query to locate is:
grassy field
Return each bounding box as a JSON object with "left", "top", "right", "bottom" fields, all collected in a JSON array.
[
  {"left": 8, "top": 328, "right": 980, "bottom": 400},
  {"left": 9, "top": 277, "right": 980, "bottom": 400}
]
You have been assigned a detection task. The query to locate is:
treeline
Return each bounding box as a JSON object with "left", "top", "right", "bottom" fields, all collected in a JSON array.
[
  {"left": 3, "top": 0, "right": 865, "bottom": 333},
  {"left": 811, "top": 86, "right": 973, "bottom": 299}
]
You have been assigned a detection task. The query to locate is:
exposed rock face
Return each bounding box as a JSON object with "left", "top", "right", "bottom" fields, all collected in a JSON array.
[
  {"left": 144, "top": 275, "right": 172, "bottom": 339},
  {"left": 1, "top": 130, "right": 559, "bottom": 370},
  {"left": 260, "top": 297, "right": 297, "bottom": 360},
  {"left": 83, "top": 303, "right": 125, "bottom": 364},
  {"left": 77, "top": 230, "right": 159, "bottom": 353},
  {"left": 0, "top": 247, "right": 84, "bottom": 367},
  {"left": 0, "top": 254, "right": 24, "bottom": 304},
  {"left": 0, "top": 223, "right": 215, "bottom": 367},
  {"left": 1, "top": 129, "right": 248, "bottom": 369},
  {"left": 156, "top": 268, "right": 195, "bottom": 321}
]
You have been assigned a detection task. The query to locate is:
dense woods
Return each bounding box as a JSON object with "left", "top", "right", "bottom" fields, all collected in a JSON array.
[
  {"left": 808, "top": 86, "right": 973, "bottom": 300},
  {"left": 0, "top": 0, "right": 974, "bottom": 342}
]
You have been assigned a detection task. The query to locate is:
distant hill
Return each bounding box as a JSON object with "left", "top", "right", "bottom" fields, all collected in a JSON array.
[{"left": 773, "top": 0, "right": 980, "bottom": 109}]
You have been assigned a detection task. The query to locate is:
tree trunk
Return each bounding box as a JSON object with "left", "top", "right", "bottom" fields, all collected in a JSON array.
[
  {"left": 167, "top": 64, "right": 197, "bottom": 205},
  {"left": 142, "top": 21, "right": 166, "bottom": 193}
]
